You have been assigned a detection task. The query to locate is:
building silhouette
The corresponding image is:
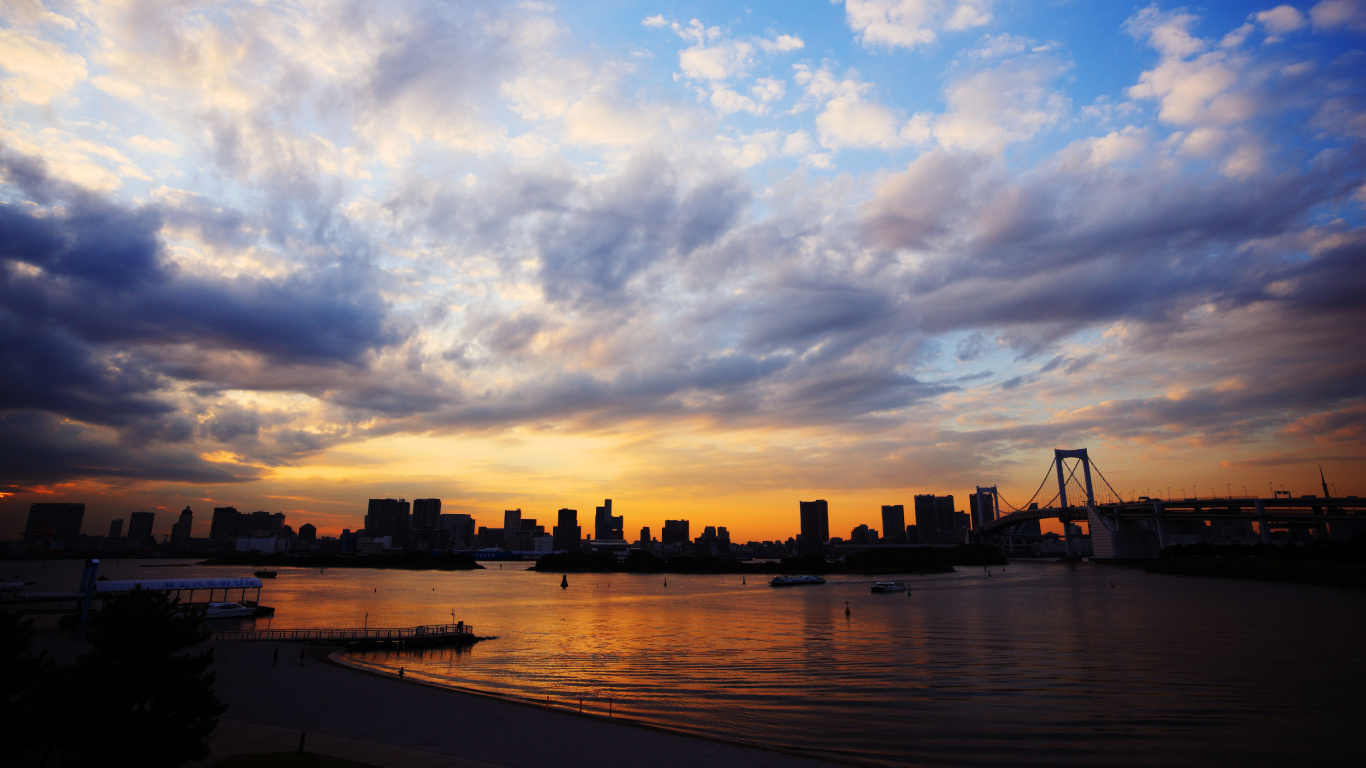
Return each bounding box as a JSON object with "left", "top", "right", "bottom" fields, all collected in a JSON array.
[
  {"left": 413, "top": 499, "right": 442, "bottom": 529},
  {"left": 969, "top": 491, "right": 998, "bottom": 531},
  {"left": 440, "top": 513, "right": 475, "bottom": 549},
  {"left": 210, "top": 506, "right": 240, "bottom": 539},
  {"left": 108, "top": 518, "right": 124, "bottom": 539},
  {"left": 23, "top": 503, "right": 85, "bottom": 551},
  {"left": 170, "top": 506, "right": 194, "bottom": 552},
  {"left": 364, "top": 499, "right": 411, "bottom": 547},
  {"left": 127, "top": 511, "right": 155, "bottom": 546},
  {"left": 914, "top": 495, "right": 960, "bottom": 544},
  {"left": 799, "top": 500, "right": 829, "bottom": 553},
  {"left": 298, "top": 523, "right": 317, "bottom": 542},
  {"left": 595, "top": 499, "right": 623, "bottom": 540},
  {"left": 881, "top": 504, "right": 906, "bottom": 543},
  {"left": 552, "top": 508, "right": 581, "bottom": 551},
  {"left": 662, "top": 519, "right": 690, "bottom": 546}
]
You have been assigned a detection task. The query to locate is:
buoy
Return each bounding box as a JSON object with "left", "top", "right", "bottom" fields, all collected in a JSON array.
[
  {"left": 845, "top": 601, "right": 851, "bottom": 618},
  {"left": 561, "top": 574, "right": 569, "bottom": 589},
  {"left": 664, "top": 577, "right": 668, "bottom": 587},
  {"left": 742, "top": 576, "right": 746, "bottom": 585}
]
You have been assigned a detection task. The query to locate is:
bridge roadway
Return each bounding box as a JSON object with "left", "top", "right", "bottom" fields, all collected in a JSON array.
[{"left": 981, "top": 496, "right": 1366, "bottom": 537}]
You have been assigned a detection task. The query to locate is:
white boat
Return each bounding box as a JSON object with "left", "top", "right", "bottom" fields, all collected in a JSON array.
[
  {"left": 199, "top": 602, "right": 258, "bottom": 619},
  {"left": 769, "top": 575, "right": 826, "bottom": 586},
  {"left": 870, "top": 581, "right": 906, "bottom": 593}
]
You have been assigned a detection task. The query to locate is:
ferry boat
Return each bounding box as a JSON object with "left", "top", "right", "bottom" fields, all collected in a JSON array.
[
  {"left": 769, "top": 575, "right": 826, "bottom": 586},
  {"left": 201, "top": 602, "right": 258, "bottom": 619},
  {"left": 870, "top": 581, "right": 906, "bottom": 593},
  {"left": 253, "top": 570, "right": 278, "bottom": 578}
]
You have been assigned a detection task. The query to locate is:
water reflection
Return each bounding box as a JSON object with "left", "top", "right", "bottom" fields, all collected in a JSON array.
[{"left": 9, "top": 558, "right": 1364, "bottom": 767}]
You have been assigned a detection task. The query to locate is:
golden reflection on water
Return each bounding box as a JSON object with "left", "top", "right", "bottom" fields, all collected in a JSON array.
[{"left": 13, "top": 558, "right": 1366, "bottom": 767}]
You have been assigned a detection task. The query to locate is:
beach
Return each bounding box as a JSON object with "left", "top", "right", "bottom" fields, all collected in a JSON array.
[{"left": 201, "top": 639, "right": 849, "bottom": 768}]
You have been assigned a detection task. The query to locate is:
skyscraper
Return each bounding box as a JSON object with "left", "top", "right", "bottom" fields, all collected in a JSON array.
[
  {"left": 552, "top": 508, "right": 581, "bottom": 551},
  {"left": 364, "top": 499, "right": 411, "bottom": 548},
  {"left": 127, "top": 511, "right": 155, "bottom": 545},
  {"left": 108, "top": 518, "right": 124, "bottom": 539},
  {"left": 171, "top": 506, "right": 194, "bottom": 551},
  {"left": 23, "top": 502, "right": 85, "bottom": 551},
  {"left": 594, "top": 499, "right": 623, "bottom": 540},
  {"left": 412, "top": 499, "right": 442, "bottom": 529},
  {"left": 881, "top": 504, "right": 906, "bottom": 543},
  {"left": 799, "top": 500, "right": 829, "bottom": 553},
  {"left": 210, "top": 506, "right": 240, "bottom": 539},
  {"left": 439, "top": 513, "right": 476, "bottom": 550}
]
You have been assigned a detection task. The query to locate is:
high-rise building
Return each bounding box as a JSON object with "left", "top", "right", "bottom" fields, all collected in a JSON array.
[
  {"left": 639, "top": 526, "right": 650, "bottom": 544},
  {"left": 127, "top": 511, "right": 155, "bottom": 545},
  {"left": 412, "top": 499, "right": 442, "bottom": 530},
  {"left": 210, "top": 506, "right": 239, "bottom": 539},
  {"left": 552, "top": 509, "right": 581, "bottom": 552},
  {"left": 503, "top": 509, "right": 522, "bottom": 532},
  {"left": 799, "top": 500, "right": 829, "bottom": 553},
  {"left": 851, "top": 524, "right": 879, "bottom": 545},
  {"left": 23, "top": 503, "right": 85, "bottom": 551},
  {"left": 662, "top": 519, "right": 690, "bottom": 546},
  {"left": 881, "top": 505, "right": 906, "bottom": 543},
  {"left": 594, "top": 499, "right": 623, "bottom": 540},
  {"left": 171, "top": 506, "right": 194, "bottom": 551},
  {"left": 914, "top": 495, "right": 958, "bottom": 543},
  {"left": 364, "top": 499, "right": 411, "bottom": 548},
  {"left": 298, "top": 523, "right": 317, "bottom": 541},
  {"left": 439, "top": 514, "right": 476, "bottom": 549},
  {"left": 108, "top": 518, "right": 124, "bottom": 539}
]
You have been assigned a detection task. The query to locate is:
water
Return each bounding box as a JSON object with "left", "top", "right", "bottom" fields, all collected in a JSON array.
[{"left": 11, "top": 558, "right": 1364, "bottom": 766}]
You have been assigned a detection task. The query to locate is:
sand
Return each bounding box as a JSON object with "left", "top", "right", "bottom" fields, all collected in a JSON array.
[{"left": 206, "top": 640, "right": 850, "bottom": 768}]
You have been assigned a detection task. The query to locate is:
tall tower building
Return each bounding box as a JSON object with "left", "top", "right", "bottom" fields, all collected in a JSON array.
[
  {"left": 170, "top": 506, "right": 194, "bottom": 551},
  {"left": 364, "top": 499, "right": 411, "bottom": 548},
  {"left": 127, "top": 511, "right": 155, "bottom": 545},
  {"left": 799, "top": 500, "right": 829, "bottom": 553},
  {"left": 210, "top": 506, "right": 240, "bottom": 539},
  {"left": 23, "top": 503, "right": 85, "bottom": 551},
  {"left": 552, "top": 508, "right": 581, "bottom": 551},
  {"left": 412, "top": 499, "right": 442, "bottom": 529},
  {"left": 594, "top": 499, "right": 623, "bottom": 540},
  {"left": 662, "top": 519, "right": 690, "bottom": 546},
  {"left": 108, "top": 518, "right": 124, "bottom": 539},
  {"left": 881, "top": 505, "right": 906, "bottom": 543}
]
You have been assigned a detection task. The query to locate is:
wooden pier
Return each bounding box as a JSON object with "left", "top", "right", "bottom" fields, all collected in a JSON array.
[{"left": 211, "top": 621, "right": 478, "bottom": 649}]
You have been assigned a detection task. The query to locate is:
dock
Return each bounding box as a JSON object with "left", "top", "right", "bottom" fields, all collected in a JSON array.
[{"left": 211, "top": 622, "right": 479, "bottom": 649}]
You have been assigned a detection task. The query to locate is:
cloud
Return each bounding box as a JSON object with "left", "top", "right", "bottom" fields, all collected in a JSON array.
[
  {"left": 1310, "top": 0, "right": 1366, "bottom": 31},
  {"left": 837, "top": 0, "right": 994, "bottom": 50},
  {"left": 0, "top": 28, "right": 87, "bottom": 104}
]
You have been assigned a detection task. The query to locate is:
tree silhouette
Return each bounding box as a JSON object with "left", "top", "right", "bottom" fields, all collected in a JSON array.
[{"left": 61, "top": 589, "right": 226, "bottom": 767}]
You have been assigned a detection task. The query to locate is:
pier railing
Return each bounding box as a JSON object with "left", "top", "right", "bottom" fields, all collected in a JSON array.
[{"left": 211, "top": 622, "right": 474, "bottom": 643}]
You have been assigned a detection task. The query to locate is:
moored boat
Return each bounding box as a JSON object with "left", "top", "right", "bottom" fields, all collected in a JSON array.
[
  {"left": 254, "top": 570, "right": 277, "bottom": 578},
  {"left": 870, "top": 581, "right": 906, "bottom": 593}
]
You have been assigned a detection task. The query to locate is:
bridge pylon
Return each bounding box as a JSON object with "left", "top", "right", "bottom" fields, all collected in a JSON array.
[{"left": 1054, "top": 448, "right": 1095, "bottom": 509}]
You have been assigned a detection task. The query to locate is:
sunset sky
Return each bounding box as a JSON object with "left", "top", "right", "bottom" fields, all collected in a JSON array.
[{"left": 2, "top": 0, "right": 1364, "bottom": 542}]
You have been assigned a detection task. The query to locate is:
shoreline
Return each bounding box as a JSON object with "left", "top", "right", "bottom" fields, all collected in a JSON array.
[
  {"left": 208, "top": 638, "right": 852, "bottom": 768},
  {"left": 327, "top": 648, "right": 874, "bottom": 767}
]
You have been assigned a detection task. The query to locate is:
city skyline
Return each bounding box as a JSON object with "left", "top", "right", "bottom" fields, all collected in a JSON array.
[{"left": 2, "top": 1, "right": 1364, "bottom": 542}]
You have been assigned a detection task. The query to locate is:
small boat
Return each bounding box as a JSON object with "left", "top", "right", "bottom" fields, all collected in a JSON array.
[
  {"left": 199, "top": 602, "right": 258, "bottom": 619},
  {"left": 560, "top": 574, "right": 568, "bottom": 589},
  {"left": 254, "top": 570, "right": 277, "bottom": 578},
  {"left": 769, "top": 575, "right": 826, "bottom": 587},
  {"left": 871, "top": 581, "right": 906, "bottom": 593}
]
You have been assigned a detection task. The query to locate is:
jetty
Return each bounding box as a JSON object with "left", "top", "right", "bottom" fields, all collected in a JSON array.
[{"left": 212, "top": 621, "right": 479, "bottom": 649}]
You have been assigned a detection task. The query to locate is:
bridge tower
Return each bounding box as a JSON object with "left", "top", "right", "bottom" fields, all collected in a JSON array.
[{"left": 1053, "top": 448, "right": 1095, "bottom": 508}]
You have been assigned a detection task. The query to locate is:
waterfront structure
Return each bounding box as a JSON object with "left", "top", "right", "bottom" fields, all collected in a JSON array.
[
  {"left": 364, "top": 499, "right": 411, "bottom": 548},
  {"left": 799, "top": 500, "right": 829, "bottom": 553},
  {"left": 970, "top": 489, "right": 999, "bottom": 531},
  {"left": 127, "top": 511, "right": 155, "bottom": 546},
  {"left": 881, "top": 505, "right": 906, "bottom": 543},
  {"left": 171, "top": 506, "right": 194, "bottom": 552},
  {"left": 595, "top": 499, "right": 623, "bottom": 540},
  {"left": 23, "top": 502, "right": 85, "bottom": 551},
  {"left": 662, "top": 519, "right": 690, "bottom": 546}
]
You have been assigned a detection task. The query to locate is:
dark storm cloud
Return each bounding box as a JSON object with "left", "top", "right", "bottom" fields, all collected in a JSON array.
[
  {"left": 0, "top": 412, "right": 259, "bottom": 494},
  {"left": 0, "top": 148, "right": 401, "bottom": 488}
]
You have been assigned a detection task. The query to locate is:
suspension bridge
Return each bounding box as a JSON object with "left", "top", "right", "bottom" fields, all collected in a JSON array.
[{"left": 971, "top": 449, "right": 1366, "bottom": 559}]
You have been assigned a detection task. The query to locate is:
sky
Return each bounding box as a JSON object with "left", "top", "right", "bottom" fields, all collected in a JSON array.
[{"left": 2, "top": 0, "right": 1365, "bottom": 543}]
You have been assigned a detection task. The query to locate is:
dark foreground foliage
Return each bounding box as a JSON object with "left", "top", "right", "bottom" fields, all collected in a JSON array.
[{"left": 2, "top": 590, "right": 225, "bottom": 767}]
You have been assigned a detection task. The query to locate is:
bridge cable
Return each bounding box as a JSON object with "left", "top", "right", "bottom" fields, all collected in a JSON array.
[
  {"left": 999, "top": 459, "right": 1056, "bottom": 513},
  {"left": 1085, "top": 458, "right": 1127, "bottom": 504}
]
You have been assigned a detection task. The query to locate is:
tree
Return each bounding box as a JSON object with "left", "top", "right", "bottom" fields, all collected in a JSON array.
[
  {"left": 0, "top": 612, "right": 59, "bottom": 762},
  {"left": 61, "top": 589, "right": 226, "bottom": 767}
]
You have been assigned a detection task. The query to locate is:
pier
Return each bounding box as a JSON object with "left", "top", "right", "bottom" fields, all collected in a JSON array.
[{"left": 212, "top": 622, "right": 478, "bottom": 649}]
